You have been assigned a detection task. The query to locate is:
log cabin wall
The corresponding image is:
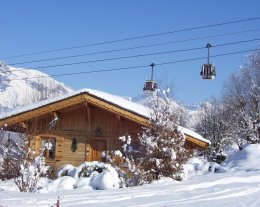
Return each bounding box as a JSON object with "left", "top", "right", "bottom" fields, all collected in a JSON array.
[
  {"left": 0, "top": 92, "right": 210, "bottom": 171},
  {"left": 27, "top": 102, "right": 143, "bottom": 169},
  {"left": 184, "top": 140, "right": 207, "bottom": 157}
]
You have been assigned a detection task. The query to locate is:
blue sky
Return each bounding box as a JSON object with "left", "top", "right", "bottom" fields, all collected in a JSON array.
[{"left": 0, "top": 0, "right": 260, "bottom": 105}]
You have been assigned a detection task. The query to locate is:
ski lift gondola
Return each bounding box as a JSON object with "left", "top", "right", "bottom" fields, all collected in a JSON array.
[
  {"left": 143, "top": 63, "right": 158, "bottom": 91},
  {"left": 200, "top": 43, "right": 216, "bottom": 80}
]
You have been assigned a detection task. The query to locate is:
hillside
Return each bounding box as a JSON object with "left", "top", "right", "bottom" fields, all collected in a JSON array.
[{"left": 0, "top": 62, "right": 73, "bottom": 114}]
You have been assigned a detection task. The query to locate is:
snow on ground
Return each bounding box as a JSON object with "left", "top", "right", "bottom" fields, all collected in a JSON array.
[
  {"left": 184, "top": 157, "right": 227, "bottom": 175},
  {"left": 0, "top": 171, "right": 260, "bottom": 207},
  {"left": 1, "top": 144, "right": 260, "bottom": 207},
  {"left": 223, "top": 144, "right": 260, "bottom": 171}
]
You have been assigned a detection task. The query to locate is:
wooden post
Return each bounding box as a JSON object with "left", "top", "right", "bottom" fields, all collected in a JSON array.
[
  {"left": 56, "top": 196, "right": 60, "bottom": 207},
  {"left": 83, "top": 102, "right": 92, "bottom": 161},
  {"left": 116, "top": 114, "right": 121, "bottom": 135}
]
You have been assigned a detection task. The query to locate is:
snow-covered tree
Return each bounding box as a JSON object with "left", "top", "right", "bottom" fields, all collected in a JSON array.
[
  {"left": 194, "top": 49, "right": 260, "bottom": 156},
  {"left": 194, "top": 99, "right": 233, "bottom": 162},
  {"left": 0, "top": 132, "right": 25, "bottom": 180},
  {"left": 14, "top": 149, "right": 49, "bottom": 192},
  {"left": 0, "top": 130, "right": 49, "bottom": 191},
  {"left": 120, "top": 90, "right": 188, "bottom": 184},
  {"left": 223, "top": 49, "right": 260, "bottom": 145}
]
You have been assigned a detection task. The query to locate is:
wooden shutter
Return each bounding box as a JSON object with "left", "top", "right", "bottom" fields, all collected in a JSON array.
[{"left": 55, "top": 136, "right": 64, "bottom": 160}]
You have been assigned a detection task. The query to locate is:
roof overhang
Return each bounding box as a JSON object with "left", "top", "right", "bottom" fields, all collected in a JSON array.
[
  {"left": 185, "top": 134, "right": 210, "bottom": 149},
  {"left": 0, "top": 92, "right": 150, "bottom": 128}
]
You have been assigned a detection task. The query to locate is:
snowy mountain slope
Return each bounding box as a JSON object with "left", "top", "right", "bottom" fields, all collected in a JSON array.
[
  {"left": 133, "top": 92, "right": 183, "bottom": 109},
  {"left": 133, "top": 92, "right": 191, "bottom": 128},
  {"left": 185, "top": 104, "right": 203, "bottom": 129},
  {"left": 0, "top": 62, "right": 73, "bottom": 114}
]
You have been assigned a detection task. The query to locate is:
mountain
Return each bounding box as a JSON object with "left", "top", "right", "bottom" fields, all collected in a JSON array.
[
  {"left": 133, "top": 91, "right": 191, "bottom": 128},
  {"left": 0, "top": 62, "right": 73, "bottom": 114}
]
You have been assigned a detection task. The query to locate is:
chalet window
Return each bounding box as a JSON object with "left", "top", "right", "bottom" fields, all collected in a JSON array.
[{"left": 41, "top": 137, "right": 56, "bottom": 160}]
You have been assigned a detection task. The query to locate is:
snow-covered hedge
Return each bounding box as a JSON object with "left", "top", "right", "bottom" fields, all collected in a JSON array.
[
  {"left": 38, "top": 162, "right": 123, "bottom": 192},
  {"left": 184, "top": 157, "right": 227, "bottom": 177}
]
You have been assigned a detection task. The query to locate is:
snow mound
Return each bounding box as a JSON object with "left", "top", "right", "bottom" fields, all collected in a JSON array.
[
  {"left": 184, "top": 157, "right": 227, "bottom": 177},
  {"left": 223, "top": 144, "right": 260, "bottom": 171},
  {"left": 90, "top": 171, "right": 120, "bottom": 190},
  {"left": 39, "top": 162, "right": 122, "bottom": 193},
  {"left": 57, "top": 164, "right": 77, "bottom": 178},
  {"left": 38, "top": 176, "right": 76, "bottom": 193}
]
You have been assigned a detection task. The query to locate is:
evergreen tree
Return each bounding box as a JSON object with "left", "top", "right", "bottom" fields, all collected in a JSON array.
[{"left": 121, "top": 90, "right": 188, "bottom": 185}]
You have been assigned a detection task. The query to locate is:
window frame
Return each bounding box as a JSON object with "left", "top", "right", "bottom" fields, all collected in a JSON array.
[{"left": 40, "top": 136, "right": 56, "bottom": 160}]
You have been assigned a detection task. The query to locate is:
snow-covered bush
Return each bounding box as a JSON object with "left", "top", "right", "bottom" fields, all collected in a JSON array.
[
  {"left": 211, "top": 150, "right": 227, "bottom": 164},
  {"left": 0, "top": 132, "right": 25, "bottom": 180},
  {"left": 90, "top": 171, "right": 120, "bottom": 190},
  {"left": 121, "top": 90, "right": 188, "bottom": 185},
  {"left": 0, "top": 129, "right": 50, "bottom": 191},
  {"left": 57, "top": 164, "right": 75, "bottom": 177},
  {"left": 39, "top": 162, "right": 122, "bottom": 192},
  {"left": 38, "top": 176, "right": 77, "bottom": 193},
  {"left": 184, "top": 157, "right": 227, "bottom": 177},
  {"left": 15, "top": 149, "right": 49, "bottom": 192},
  {"left": 77, "top": 162, "right": 108, "bottom": 178}
]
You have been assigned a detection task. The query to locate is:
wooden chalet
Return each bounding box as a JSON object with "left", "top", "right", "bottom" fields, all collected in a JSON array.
[{"left": 0, "top": 89, "right": 210, "bottom": 169}]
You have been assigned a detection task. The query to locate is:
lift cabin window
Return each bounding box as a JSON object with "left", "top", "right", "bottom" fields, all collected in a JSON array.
[
  {"left": 41, "top": 137, "right": 56, "bottom": 160},
  {"left": 201, "top": 64, "right": 216, "bottom": 80}
]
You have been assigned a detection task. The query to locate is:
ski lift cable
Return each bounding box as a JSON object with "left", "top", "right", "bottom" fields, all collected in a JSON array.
[
  {"left": 2, "top": 16, "right": 260, "bottom": 59},
  {"left": 8, "top": 28, "right": 260, "bottom": 66},
  {"left": 10, "top": 46, "right": 206, "bottom": 70},
  {"left": 7, "top": 48, "right": 260, "bottom": 82},
  {"left": 7, "top": 37, "right": 260, "bottom": 72}
]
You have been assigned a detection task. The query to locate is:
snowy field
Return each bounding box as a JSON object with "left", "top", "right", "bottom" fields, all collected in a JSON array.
[
  {"left": 0, "top": 144, "right": 260, "bottom": 207},
  {"left": 0, "top": 171, "right": 260, "bottom": 207}
]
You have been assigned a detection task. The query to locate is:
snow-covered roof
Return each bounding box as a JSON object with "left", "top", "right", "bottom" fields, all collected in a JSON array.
[
  {"left": 178, "top": 126, "right": 211, "bottom": 145},
  {"left": 0, "top": 88, "right": 210, "bottom": 145},
  {"left": 0, "top": 89, "right": 151, "bottom": 120}
]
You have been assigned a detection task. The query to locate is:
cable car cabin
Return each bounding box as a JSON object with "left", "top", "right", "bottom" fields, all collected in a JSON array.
[
  {"left": 200, "top": 64, "right": 216, "bottom": 80},
  {"left": 143, "top": 80, "right": 158, "bottom": 91}
]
